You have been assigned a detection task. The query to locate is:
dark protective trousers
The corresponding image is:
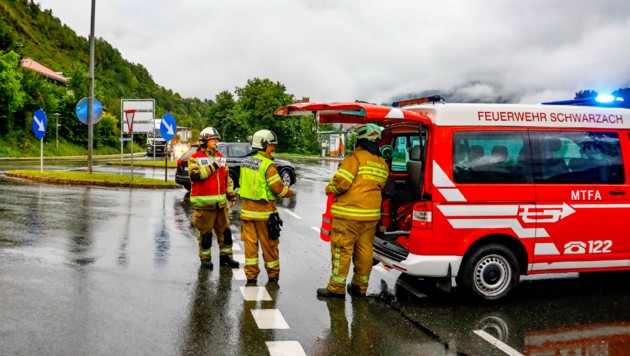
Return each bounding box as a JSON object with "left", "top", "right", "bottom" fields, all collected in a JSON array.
[
  {"left": 326, "top": 218, "right": 378, "bottom": 294},
  {"left": 192, "top": 206, "right": 233, "bottom": 261},
  {"left": 241, "top": 219, "right": 279, "bottom": 280}
]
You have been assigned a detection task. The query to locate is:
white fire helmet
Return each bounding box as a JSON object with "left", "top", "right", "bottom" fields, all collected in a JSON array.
[{"left": 251, "top": 129, "right": 278, "bottom": 149}]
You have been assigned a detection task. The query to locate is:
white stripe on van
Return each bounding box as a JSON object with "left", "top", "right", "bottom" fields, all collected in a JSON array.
[
  {"left": 448, "top": 218, "right": 544, "bottom": 238},
  {"left": 534, "top": 243, "right": 560, "bottom": 255},
  {"left": 438, "top": 205, "right": 519, "bottom": 216},
  {"left": 438, "top": 188, "right": 466, "bottom": 202},
  {"left": 530, "top": 259, "right": 629, "bottom": 271},
  {"left": 433, "top": 161, "right": 457, "bottom": 188}
]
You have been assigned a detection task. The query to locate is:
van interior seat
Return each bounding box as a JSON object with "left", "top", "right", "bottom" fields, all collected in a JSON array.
[
  {"left": 542, "top": 137, "right": 570, "bottom": 180},
  {"left": 490, "top": 145, "right": 508, "bottom": 163},
  {"left": 406, "top": 145, "right": 423, "bottom": 200},
  {"left": 468, "top": 145, "right": 484, "bottom": 162},
  {"left": 454, "top": 143, "right": 467, "bottom": 164}
]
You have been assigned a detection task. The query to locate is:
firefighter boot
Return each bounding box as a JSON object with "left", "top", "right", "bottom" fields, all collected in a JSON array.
[
  {"left": 200, "top": 260, "right": 213, "bottom": 269},
  {"left": 220, "top": 255, "right": 240, "bottom": 268},
  {"left": 347, "top": 283, "right": 366, "bottom": 297},
  {"left": 317, "top": 287, "right": 345, "bottom": 299}
]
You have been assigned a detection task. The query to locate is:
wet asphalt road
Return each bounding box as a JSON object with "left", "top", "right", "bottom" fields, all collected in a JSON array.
[{"left": 0, "top": 157, "right": 629, "bottom": 355}]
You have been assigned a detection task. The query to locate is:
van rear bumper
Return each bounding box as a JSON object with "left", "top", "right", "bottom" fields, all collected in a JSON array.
[{"left": 373, "top": 237, "right": 463, "bottom": 277}]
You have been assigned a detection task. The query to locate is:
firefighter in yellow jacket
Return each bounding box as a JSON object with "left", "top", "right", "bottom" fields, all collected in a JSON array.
[
  {"left": 317, "top": 123, "right": 388, "bottom": 298},
  {"left": 239, "top": 129, "right": 293, "bottom": 285},
  {"left": 188, "top": 127, "right": 239, "bottom": 269}
]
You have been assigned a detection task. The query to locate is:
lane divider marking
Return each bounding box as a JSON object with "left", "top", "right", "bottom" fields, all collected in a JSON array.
[
  {"left": 233, "top": 233, "right": 307, "bottom": 355},
  {"left": 251, "top": 309, "right": 290, "bottom": 329},
  {"left": 239, "top": 286, "right": 272, "bottom": 301},
  {"left": 233, "top": 254, "right": 245, "bottom": 265},
  {"left": 473, "top": 330, "right": 523, "bottom": 356},
  {"left": 266, "top": 341, "right": 307, "bottom": 356},
  {"left": 280, "top": 208, "right": 302, "bottom": 220},
  {"left": 232, "top": 268, "right": 247, "bottom": 280}
]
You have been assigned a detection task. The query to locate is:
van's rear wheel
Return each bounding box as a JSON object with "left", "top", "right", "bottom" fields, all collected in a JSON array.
[{"left": 457, "top": 244, "right": 519, "bottom": 302}]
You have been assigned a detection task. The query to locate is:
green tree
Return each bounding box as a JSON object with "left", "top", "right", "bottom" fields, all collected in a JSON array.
[
  {"left": 0, "top": 50, "right": 25, "bottom": 134},
  {"left": 222, "top": 104, "right": 251, "bottom": 142},
  {"left": 0, "top": 14, "right": 16, "bottom": 50},
  {"left": 234, "top": 78, "right": 295, "bottom": 151},
  {"left": 207, "top": 90, "right": 240, "bottom": 139},
  {"left": 94, "top": 111, "right": 120, "bottom": 148}
]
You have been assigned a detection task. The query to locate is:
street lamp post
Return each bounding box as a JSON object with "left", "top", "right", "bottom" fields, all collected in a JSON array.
[{"left": 53, "top": 113, "right": 60, "bottom": 149}]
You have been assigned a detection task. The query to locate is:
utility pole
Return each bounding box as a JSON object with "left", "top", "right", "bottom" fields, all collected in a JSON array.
[
  {"left": 87, "top": 0, "right": 96, "bottom": 173},
  {"left": 53, "top": 113, "right": 60, "bottom": 149}
]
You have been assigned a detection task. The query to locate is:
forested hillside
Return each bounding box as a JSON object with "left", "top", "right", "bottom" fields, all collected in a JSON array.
[{"left": 0, "top": 0, "right": 320, "bottom": 156}]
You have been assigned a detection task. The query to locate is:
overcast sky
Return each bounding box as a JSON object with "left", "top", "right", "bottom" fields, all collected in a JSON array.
[{"left": 37, "top": 0, "right": 630, "bottom": 105}]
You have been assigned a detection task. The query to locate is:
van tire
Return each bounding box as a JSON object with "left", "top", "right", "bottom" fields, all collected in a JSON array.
[{"left": 456, "top": 244, "right": 519, "bottom": 302}]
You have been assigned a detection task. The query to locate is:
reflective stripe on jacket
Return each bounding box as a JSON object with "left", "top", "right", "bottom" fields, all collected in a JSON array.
[
  {"left": 189, "top": 150, "right": 231, "bottom": 207},
  {"left": 325, "top": 146, "right": 388, "bottom": 221}
]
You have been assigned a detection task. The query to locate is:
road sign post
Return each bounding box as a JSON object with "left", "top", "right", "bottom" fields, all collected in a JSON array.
[
  {"left": 32, "top": 109, "right": 47, "bottom": 173},
  {"left": 124, "top": 110, "right": 136, "bottom": 180},
  {"left": 160, "top": 113, "right": 177, "bottom": 181}
]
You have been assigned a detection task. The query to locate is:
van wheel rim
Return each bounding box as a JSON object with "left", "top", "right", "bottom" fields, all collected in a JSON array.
[{"left": 473, "top": 254, "right": 511, "bottom": 297}]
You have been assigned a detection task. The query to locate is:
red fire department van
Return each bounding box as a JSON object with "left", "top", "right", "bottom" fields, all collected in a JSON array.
[{"left": 276, "top": 97, "right": 630, "bottom": 302}]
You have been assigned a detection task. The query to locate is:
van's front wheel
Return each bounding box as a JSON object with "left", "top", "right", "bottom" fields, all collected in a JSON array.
[{"left": 457, "top": 244, "right": 519, "bottom": 302}]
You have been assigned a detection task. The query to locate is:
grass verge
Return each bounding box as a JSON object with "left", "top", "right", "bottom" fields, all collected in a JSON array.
[
  {"left": 108, "top": 160, "right": 177, "bottom": 168},
  {"left": 6, "top": 170, "right": 181, "bottom": 189}
]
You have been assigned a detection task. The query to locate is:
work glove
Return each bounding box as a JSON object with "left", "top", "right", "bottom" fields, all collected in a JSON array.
[{"left": 216, "top": 157, "right": 226, "bottom": 168}]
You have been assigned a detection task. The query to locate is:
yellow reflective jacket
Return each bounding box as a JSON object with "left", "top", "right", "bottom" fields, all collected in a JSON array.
[
  {"left": 325, "top": 146, "right": 388, "bottom": 221},
  {"left": 239, "top": 151, "right": 293, "bottom": 221}
]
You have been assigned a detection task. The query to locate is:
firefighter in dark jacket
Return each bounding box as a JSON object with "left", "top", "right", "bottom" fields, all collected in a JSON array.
[
  {"left": 239, "top": 129, "right": 293, "bottom": 285},
  {"left": 317, "top": 123, "right": 388, "bottom": 298},
  {"left": 188, "top": 127, "right": 239, "bottom": 269}
]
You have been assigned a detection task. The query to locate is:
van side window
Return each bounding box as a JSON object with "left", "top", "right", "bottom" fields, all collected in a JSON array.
[
  {"left": 453, "top": 131, "right": 532, "bottom": 183},
  {"left": 391, "top": 135, "right": 421, "bottom": 172},
  {"left": 530, "top": 131, "right": 624, "bottom": 184}
]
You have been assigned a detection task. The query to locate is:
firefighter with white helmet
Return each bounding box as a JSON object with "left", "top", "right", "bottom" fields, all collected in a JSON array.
[
  {"left": 317, "top": 123, "right": 389, "bottom": 298},
  {"left": 188, "top": 127, "right": 239, "bottom": 269},
  {"left": 239, "top": 129, "right": 293, "bottom": 284}
]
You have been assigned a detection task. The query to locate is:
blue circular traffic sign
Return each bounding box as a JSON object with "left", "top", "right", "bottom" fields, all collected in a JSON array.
[
  {"left": 75, "top": 97, "right": 103, "bottom": 125},
  {"left": 160, "top": 113, "right": 177, "bottom": 141},
  {"left": 32, "top": 109, "right": 47, "bottom": 139}
]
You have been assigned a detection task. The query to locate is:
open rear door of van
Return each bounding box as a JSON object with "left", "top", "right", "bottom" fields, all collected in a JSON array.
[{"left": 275, "top": 102, "right": 432, "bottom": 126}]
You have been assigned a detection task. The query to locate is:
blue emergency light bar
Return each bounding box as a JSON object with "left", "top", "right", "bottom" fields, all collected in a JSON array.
[
  {"left": 541, "top": 95, "right": 627, "bottom": 108},
  {"left": 392, "top": 95, "right": 445, "bottom": 107}
]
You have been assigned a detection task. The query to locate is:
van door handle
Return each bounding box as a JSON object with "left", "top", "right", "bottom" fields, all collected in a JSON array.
[{"left": 609, "top": 191, "right": 626, "bottom": 195}]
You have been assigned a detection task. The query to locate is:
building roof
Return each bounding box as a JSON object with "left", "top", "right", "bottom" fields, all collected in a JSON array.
[{"left": 20, "top": 58, "right": 68, "bottom": 83}]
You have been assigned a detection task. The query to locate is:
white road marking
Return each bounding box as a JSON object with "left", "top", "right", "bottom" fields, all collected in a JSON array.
[
  {"left": 233, "top": 254, "right": 245, "bottom": 264},
  {"left": 239, "top": 286, "right": 272, "bottom": 301},
  {"left": 251, "top": 309, "right": 290, "bottom": 329},
  {"left": 311, "top": 226, "right": 320, "bottom": 233},
  {"left": 232, "top": 268, "right": 247, "bottom": 280},
  {"left": 280, "top": 208, "right": 302, "bottom": 219},
  {"left": 473, "top": 330, "right": 523, "bottom": 356},
  {"left": 232, "top": 243, "right": 242, "bottom": 251},
  {"left": 266, "top": 341, "right": 307, "bottom": 356}
]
